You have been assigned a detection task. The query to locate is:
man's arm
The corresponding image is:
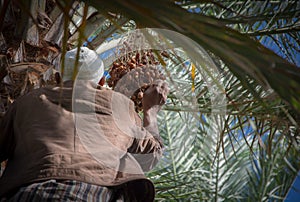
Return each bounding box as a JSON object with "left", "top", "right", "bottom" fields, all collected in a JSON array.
[
  {"left": 142, "top": 80, "right": 169, "bottom": 138},
  {"left": 130, "top": 79, "right": 169, "bottom": 151},
  {"left": 127, "top": 80, "right": 169, "bottom": 171}
]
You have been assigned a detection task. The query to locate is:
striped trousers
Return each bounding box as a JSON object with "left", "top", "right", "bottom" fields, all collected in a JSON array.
[{"left": 0, "top": 180, "right": 120, "bottom": 202}]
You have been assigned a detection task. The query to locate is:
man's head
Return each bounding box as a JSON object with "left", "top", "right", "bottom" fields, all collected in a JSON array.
[{"left": 62, "top": 47, "right": 104, "bottom": 84}]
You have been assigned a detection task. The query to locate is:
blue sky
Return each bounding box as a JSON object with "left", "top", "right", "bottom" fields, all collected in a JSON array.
[{"left": 285, "top": 171, "right": 300, "bottom": 201}]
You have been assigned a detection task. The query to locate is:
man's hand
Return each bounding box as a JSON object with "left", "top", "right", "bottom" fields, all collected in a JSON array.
[
  {"left": 142, "top": 80, "right": 169, "bottom": 136},
  {"left": 142, "top": 80, "right": 169, "bottom": 113}
]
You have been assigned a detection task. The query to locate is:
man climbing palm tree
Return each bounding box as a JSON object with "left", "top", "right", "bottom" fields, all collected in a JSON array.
[{"left": 0, "top": 47, "right": 169, "bottom": 201}]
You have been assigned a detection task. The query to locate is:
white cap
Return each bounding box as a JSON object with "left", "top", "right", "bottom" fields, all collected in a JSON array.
[{"left": 62, "top": 47, "right": 104, "bottom": 83}]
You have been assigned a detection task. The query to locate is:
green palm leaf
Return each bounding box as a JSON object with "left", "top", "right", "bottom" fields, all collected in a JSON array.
[{"left": 84, "top": 0, "right": 300, "bottom": 113}]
